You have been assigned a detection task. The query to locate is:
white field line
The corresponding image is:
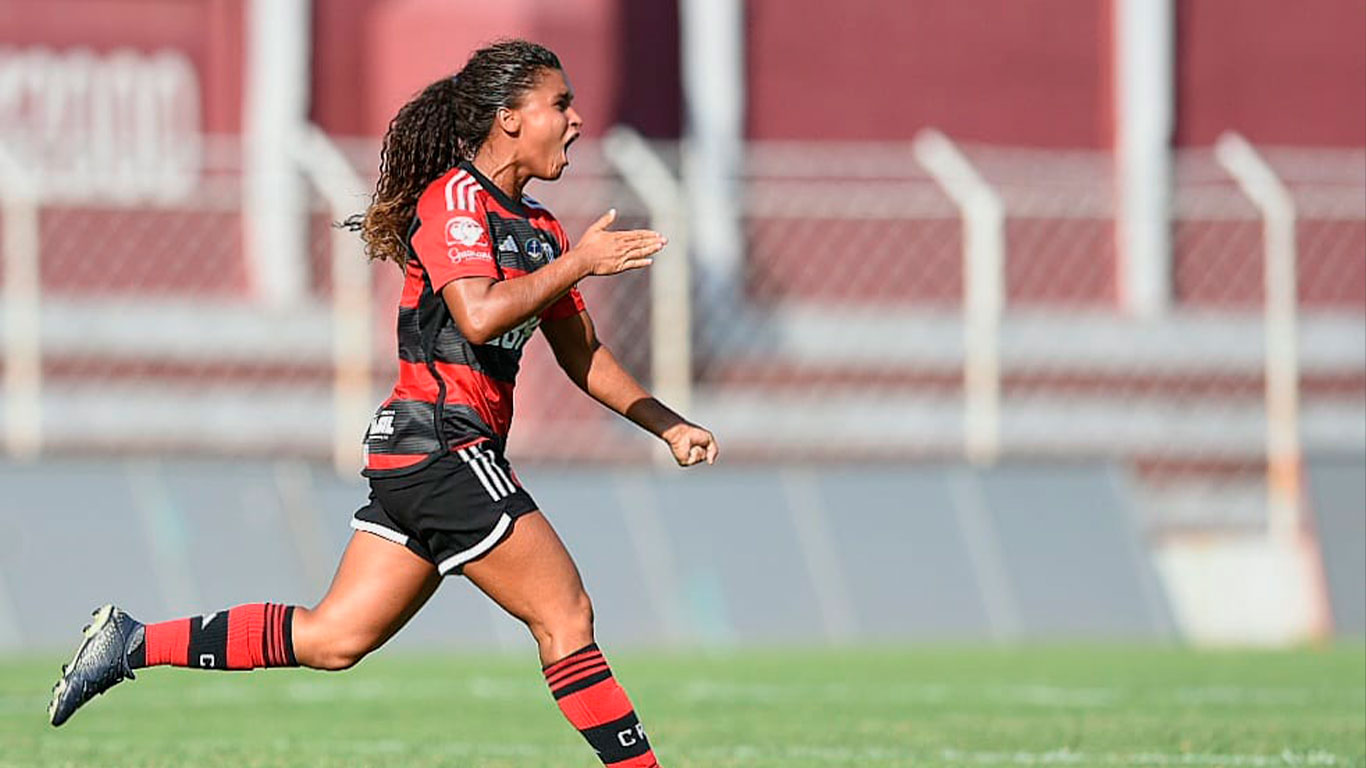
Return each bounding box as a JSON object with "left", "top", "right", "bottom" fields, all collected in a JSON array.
[
  {"left": 35, "top": 736, "right": 1352, "bottom": 766},
  {"left": 67, "top": 672, "right": 1358, "bottom": 712},
  {"left": 284, "top": 676, "right": 547, "bottom": 703},
  {"left": 162, "top": 674, "right": 1360, "bottom": 710},
  {"left": 678, "top": 679, "right": 952, "bottom": 705},
  {"left": 1173, "top": 685, "right": 1336, "bottom": 706},
  {"left": 933, "top": 748, "right": 1346, "bottom": 766},
  {"left": 676, "top": 680, "right": 1362, "bottom": 708},
  {"left": 692, "top": 746, "right": 1350, "bottom": 765}
]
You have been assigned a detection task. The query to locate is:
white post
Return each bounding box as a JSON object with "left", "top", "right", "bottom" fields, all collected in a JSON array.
[
  {"left": 244, "top": 0, "right": 311, "bottom": 306},
  {"left": 602, "top": 127, "right": 692, "bottom": 419},
  {"left": 1115, "top": 0, "right": 1175, "bottom": 317},
  {"left": 913, "top": 130, "right": 1005, "bottom": 465},
  {"left": 0, "top": 143, "right": 41, "bottom": 460},
  {"left": 1215, "top": 133, "right": 1302, "bottom": 545},
  {"left": 294, "top": 126, "right": 372, "bottom": 476},
  {"left": 680, "top": 0, "right": 745, "bottom": 331}
]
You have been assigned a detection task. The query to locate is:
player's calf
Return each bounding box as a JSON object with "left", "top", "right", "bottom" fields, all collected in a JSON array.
[
  {"left": 544, "top": 643, "right": 661, "bottom": 768},
  {"left": 132, "top": 603, "right": 300, "bottom": 670}
]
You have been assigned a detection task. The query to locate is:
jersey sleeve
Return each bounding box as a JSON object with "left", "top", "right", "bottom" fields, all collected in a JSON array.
[
  {"left": 541, "top": 218, "right": 586, "bottom": 321},
  {"left": 411, "top": 174, "right": 498, "bottom": 291}
]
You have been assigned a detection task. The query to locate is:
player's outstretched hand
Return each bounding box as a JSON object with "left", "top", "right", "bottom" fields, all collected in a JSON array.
[
  {"left": 571, "top": 209, "right": 667, "bottom": 277},
  {"left": 661, "top": 422, "right": 719, "bottom": 468}
]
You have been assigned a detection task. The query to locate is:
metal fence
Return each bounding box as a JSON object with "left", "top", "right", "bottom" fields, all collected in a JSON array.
[{"left": 0, "top": 131, "right": 1362, "bottom": 531}]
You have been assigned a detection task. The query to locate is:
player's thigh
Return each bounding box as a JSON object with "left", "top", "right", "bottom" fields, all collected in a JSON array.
[
  {"left": 462, "top": 512, "right": 591, "bottom": 638},
  {"left": 296, "top": 531, "right": 440, "bottom": 653}
]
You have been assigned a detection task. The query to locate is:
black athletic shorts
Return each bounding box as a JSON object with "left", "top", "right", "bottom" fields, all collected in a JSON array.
[{"left": 350, "top": 439, "right": 539, "bottom": 576}]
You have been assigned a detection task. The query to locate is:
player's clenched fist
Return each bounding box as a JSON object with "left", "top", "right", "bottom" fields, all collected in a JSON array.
[
  {"left": 568, "top": 209, "right": 667, "bottom": 277},
  {"left": 661, "top": 422, "right": 719, "bottom": 467}
]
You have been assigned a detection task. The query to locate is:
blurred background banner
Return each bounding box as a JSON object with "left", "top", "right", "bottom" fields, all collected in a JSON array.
[{"left": 0, "top": 0, "right": 1361, "bottom": 651}]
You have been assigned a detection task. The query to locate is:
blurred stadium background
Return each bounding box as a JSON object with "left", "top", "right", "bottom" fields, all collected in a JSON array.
[{"left": 0, "top": 0, "right": 1362, "bottom": 662}]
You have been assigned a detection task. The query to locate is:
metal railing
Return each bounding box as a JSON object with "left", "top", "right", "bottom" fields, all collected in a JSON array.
[
  {"left": 0, "top": 140, "right": 40, "bottom": 461},
  {"left": 294, "top": 124, "right": 373, "bottom": 475}
]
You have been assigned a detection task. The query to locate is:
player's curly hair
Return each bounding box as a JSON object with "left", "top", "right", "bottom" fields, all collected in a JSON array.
[{"left": 343, "top": 39, "right": 562, "bottom": 268}]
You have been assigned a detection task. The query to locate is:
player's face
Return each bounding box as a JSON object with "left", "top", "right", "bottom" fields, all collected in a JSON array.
[{"left": 513, "top": 68, "right": 581, "bottom": 181}]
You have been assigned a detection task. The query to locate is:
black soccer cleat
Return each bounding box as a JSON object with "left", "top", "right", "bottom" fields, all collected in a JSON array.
[{"left": 48, "top": 604, "right": 143, "bottom": 727}]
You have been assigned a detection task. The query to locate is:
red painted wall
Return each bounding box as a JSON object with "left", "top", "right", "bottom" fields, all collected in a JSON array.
[
  {"left": 745, "top": 0, "right": 1113, "bottom": 146},
  {"left": 308, "top": 0, "right": 681, "bottom": 138},
  {"left": 0, "top": 0, "right": 244, "bottom": 133},
  {"left": 310, "top": 0, "right": 386, "bottom": 136},
  {"left": 745, "top": 0, "right": 1365, "bottom": 148},
  {"left": 6, "top": 0, "right": 1358, "bottom": 148},
  {"left": 1175, "top": 0, "right": 1366, "bottom": 146},
  {"left": 358, "top": 0, "right": 621, "bottom": 139}
]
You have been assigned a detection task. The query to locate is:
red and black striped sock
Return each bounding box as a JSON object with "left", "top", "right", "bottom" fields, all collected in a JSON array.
[
  {"left": 543, "top": 643, "right": 659, "bottom": 767},
  {"left": 128, "top": 603, "right": 298, "bottom": 670}
]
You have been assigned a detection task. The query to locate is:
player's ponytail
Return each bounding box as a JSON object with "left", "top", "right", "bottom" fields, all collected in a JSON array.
[{"left": 344, "top": 39, "right": 562, "bottom": 268}]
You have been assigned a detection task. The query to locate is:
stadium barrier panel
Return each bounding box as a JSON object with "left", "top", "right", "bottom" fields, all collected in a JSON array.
[{"left": 0, "top": 458, "right": 1178, "bottom": 651}]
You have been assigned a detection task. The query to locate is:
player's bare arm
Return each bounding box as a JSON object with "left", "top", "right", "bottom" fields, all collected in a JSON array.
[
  {"left": 542, "top": 307, "right": 718, "bottom": 467},
  {"left": 442, "top": 209, "right": 665, "bottom": 344}
]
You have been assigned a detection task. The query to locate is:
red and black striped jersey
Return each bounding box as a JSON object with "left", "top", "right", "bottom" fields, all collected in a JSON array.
[{"left": 361, "top": 160, "right": 585, "bottom": 477}]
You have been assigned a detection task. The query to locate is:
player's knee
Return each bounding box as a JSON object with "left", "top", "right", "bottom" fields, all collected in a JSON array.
[
  {"left": 558, "top": 591, "right": 595, "bottom": 637},
  {"left": 296, "top": 611, "right": 382, "bottom": 671},
  {"left": 528, "top": 591, "right": 594, "bottom": 648}
]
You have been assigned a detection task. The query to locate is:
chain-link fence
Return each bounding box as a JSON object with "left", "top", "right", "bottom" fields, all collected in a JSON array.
[
  {"left": 1, "top": 133, "right": 1363, "bottom": 530},
  {"left": 1147, "top": 146, "right": 1364, "bottom": 527},
  {"left": 510, "top": 137, "right": 1364, "bottom": 533},
  {"left": 2, "top": 137, "right": 328, "bottom": 457}
]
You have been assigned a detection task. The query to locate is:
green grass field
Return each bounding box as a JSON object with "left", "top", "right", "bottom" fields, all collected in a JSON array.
[{"left": 2, "top": 645, "right": 1362, "bottom": 767}]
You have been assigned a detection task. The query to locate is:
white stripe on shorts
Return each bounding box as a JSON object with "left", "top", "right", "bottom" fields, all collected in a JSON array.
[
  {"left": 350, "top": 518, "right": 410, "bottom": 546},
  {"left": 486, "top": 450, "right": 518, "bottom": 492},
  {"left": 459, "top": 447, "right": 505, "bottom": 501},
  {"left": 473, "top": 445, "right": 513, "bottom": 496},
  {"left": 438, "top": 513, "right": 513, "bottom": 574}
]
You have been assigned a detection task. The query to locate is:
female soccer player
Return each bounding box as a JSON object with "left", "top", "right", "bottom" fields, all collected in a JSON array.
[{"left": 48, "top": 39, "right": 716, "bottom": 768}]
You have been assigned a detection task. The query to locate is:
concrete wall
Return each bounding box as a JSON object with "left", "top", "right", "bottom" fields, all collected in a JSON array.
[
  {"left": 4, "top": 456, "right": 1360, "bottom": 654},
  {"left": 0, "top": 459, "right": 1175, "bottom": 653},
  {"left": 1308, "top": 454, "right": 1366, "bottom": 636}
]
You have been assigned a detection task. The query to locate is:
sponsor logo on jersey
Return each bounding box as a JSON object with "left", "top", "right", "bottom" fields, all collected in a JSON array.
[
  {"left": 487, "top": 316, "right": 541, "bottom": 351},
  {"left": 445, "top": 215, "right": 486, "bottom": 247},
  {"left": 498, "top": 234, "right": 519, "bottom": 253},
  {"left": 525, "top": 236, "right": 551, "bottom": 263},
  {"left": 448, "top": 248, "right": 493, "bottom": 264},
  {"left": 367, "top": 410, "right": 396, "bottom": 440}
]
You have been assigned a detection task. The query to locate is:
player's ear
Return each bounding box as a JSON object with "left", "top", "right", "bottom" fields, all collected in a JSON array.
[{"left": 496, "top": 106, "right": 522, "bottom": 137}]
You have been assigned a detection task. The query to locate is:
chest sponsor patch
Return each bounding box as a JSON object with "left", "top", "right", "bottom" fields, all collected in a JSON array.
[
  {"left": 448, "top": 248, "right": 492, "bottom": 264},
  {"left": 445, "top": 216, "right": 487, "bottom": 248},
  {"left": 525, "top": 236, "right": 552, "bottom": 263}
]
